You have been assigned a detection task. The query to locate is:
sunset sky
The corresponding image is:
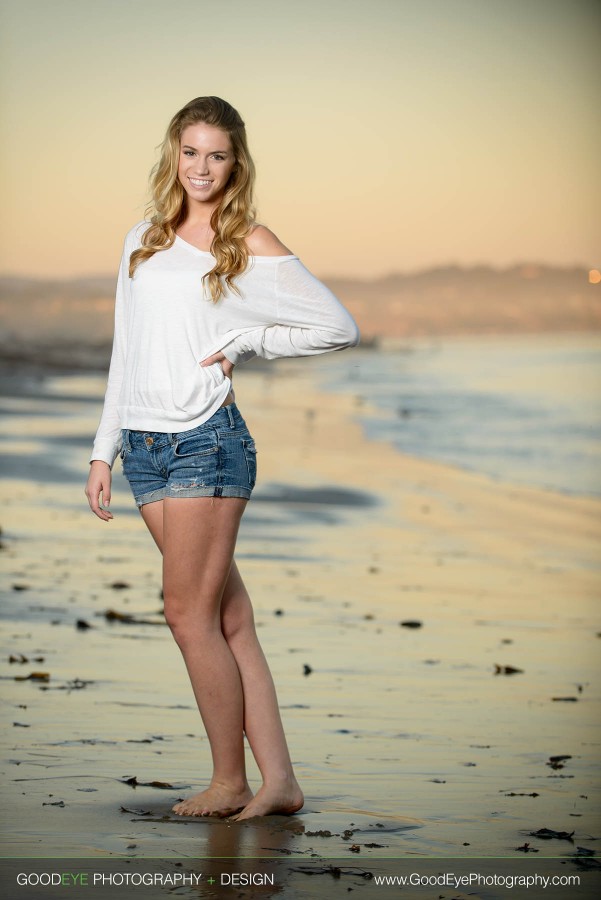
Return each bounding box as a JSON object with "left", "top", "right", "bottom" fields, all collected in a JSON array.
[{"left": 0, "top": 0, "right": 599, "bottom": 279}]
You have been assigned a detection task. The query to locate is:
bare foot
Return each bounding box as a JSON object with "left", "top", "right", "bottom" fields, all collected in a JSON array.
[
  {"left": 230, "top": 780, "right": 304, "bottom": 821},
  {"left": 172, "top": 783, "right": 254, "bottom": 817}
]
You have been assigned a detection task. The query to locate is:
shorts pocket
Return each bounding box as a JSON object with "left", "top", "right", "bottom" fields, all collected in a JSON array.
[
  {"left": 242, "top": 438, "right": 257, "bottom": 489},
  {"left": 173, "top": 430, "right": 219, "bottom": 459}
]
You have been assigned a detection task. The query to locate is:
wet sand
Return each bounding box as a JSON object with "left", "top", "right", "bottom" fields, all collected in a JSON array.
[{"left": 1, "top": 357, "right": 600, "bottom": 897}]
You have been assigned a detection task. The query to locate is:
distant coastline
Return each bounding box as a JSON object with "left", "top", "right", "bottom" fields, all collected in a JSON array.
[{"left": 0, "top": 264, "right": 599, "bottom": 370}]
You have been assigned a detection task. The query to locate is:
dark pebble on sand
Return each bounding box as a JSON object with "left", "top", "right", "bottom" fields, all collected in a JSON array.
[
  {"left": 400, "top": 620, "right": 422, "bottom": 629},
  {"left": 9, "top": 653, "right": 28, "bottom": 664},
  {"left": 110, "top": 581, "right": 131, "bottom": 590},
  {"left": 121, "top": 776, "right": 174, "bottom": 790},
  {"left": 303, "top": 664, "right": 312, "bottom": 676},
  {"left": 274, "top": 609, "right": 284, "bottom": 616},
  {"left": 530, "top": 828, "right": 574, "bottom": 841},
  {"left": 14, "top": 671, "right": 50, "bottom": 682},
  {"left": 12, "top": 584, "right": 30, "bottom": 591},
  {"left": 42, "top": 801, "right": 65, "bottom": 807},
  {"left": 494, "top": 664, "right": 523, "bottom": 675},
  {"left": 76, "top": 619, "right": 92, "bottom": 630},
  {"left": 103, "top": 609, "right": 135, "bottom": 623},
  {"left": 551, "top": 696, "right": 578, "bottom": 702},
  {"left": 13, "top": 722, "right": 30, "bottom": 727},
  {"left": 504, "top": 792, "right": 539, "bottom": 797},
  {"left": 349, "top": 845, "right": 361, "bottom": 853},
  {"left": 516, "top": 842, "right": 538, "bottom": 853}
]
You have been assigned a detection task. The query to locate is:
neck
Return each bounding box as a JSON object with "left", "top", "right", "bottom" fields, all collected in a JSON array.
[{"left": 184, "top": 198, "right": 220, "bottom": 228}]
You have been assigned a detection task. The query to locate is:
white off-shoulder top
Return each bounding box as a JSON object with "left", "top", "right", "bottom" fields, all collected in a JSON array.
[{"left": 90, "top": 221, "right": 360, "bottom": 466}]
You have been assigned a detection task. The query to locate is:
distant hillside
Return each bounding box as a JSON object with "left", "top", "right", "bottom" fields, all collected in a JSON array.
[
  {"left": 324, "top": 263, "right": 600, "bottom": 339},
  {"left": 0, "top": 264, "right": 599, "bottom": 368}
]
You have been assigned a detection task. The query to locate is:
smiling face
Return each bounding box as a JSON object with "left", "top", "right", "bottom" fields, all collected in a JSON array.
[{"left": 177, "top": 122, "right": 236, "bottom": 209}]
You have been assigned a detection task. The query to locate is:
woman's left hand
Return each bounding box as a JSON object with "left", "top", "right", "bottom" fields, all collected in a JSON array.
[{"left": 200, "top": 351, "right": 235, "bottom": 379}]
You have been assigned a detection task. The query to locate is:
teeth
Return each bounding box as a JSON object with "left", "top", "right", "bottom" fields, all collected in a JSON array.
[{"left": 190, "top": 178, "right": 212, "bottom": 186}]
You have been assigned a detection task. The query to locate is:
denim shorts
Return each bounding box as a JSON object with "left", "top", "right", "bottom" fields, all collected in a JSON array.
[{"left": 120, "top": 403, "right": 257, "bottom": 507}]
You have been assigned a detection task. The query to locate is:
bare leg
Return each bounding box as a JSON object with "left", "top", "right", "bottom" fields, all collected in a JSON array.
[
  {"left": 140, "top": 499, "right": 303, "bottom": 819},
  {"left": 220, "top": 562, "right": 303, "bottom": 820},
  {"left": 142, "top": 497, "right": 252, "bottom": 816}
]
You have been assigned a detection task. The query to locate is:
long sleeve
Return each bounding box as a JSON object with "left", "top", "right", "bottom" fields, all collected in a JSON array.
[
  {"left": 221, "top": 257, "right": 360, "bottom": 362},
  {"left": 89, "top": 235, "right": 132, "bottom": 466}
]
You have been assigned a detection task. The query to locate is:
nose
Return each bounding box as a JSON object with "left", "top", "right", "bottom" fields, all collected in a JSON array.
[{"left": 195, "top": 159, "right": 209, "bottom": 175}]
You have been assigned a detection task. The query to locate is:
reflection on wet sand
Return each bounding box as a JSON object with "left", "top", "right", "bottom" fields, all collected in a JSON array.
[{"left": 1, "top": 352, "right": 600, "bottom": 898}]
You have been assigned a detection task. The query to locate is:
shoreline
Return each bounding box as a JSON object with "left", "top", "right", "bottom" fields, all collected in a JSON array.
[{"left": 0, "top": 350, "right": 600, "bottom": 897}]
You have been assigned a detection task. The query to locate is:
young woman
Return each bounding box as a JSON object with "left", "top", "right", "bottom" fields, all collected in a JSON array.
[{"left": 85, "top": 96, "right": 359, "bottom": 821}]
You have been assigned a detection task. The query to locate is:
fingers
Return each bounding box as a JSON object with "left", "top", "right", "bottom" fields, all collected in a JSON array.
[
  {"left": 88, "top": 488, "right": 113, "bottom": 521},
  {"left": 85, "top": 464, "right": 114, "bottom": 522},
  {"left": 200, "top": 352, "right": 235, "bottom": 379},
  {"left": 221, "top": 359, "right": 235, "bottom": 378},
  {"left": 200, "top": 352, "right": 222, "bottom": 367}
]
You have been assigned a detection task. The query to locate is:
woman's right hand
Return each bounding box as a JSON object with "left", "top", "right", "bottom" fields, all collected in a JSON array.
[
  {"left": 200, "top": 351, "right": 235, "bottom": 379},
  {"left": 85, "top": 460, "right": 114, "bottom": 521}
]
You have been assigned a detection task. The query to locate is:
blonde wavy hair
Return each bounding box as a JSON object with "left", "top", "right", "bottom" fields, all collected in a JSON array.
[{"left": 129, "top": 96, "right": 256, "bottom": 302}]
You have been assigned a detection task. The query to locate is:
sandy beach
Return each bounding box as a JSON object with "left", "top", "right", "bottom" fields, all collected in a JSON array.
[{"left": 1, "top": 350, "right": 600, "bottom": 898}]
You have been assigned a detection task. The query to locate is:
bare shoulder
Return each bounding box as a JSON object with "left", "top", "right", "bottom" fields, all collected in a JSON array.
[{"left": 246, "top": 224, "right": 294, "bottom": 257}]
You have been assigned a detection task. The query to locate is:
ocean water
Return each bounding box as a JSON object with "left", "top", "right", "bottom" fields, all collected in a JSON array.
[
  {"left": 310, "top": 333, "right": 601, "bottom": 498},
  {"left": 1, "top": 333, "right": 599, "bottom": 500}
]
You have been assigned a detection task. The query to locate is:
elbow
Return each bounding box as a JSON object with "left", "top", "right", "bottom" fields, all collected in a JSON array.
[
  {"left": 337, "top": 317, "right": 360, "bottom": 350},
  {"left": 348, "top": 320, "right": 361, "bottom": 348}
]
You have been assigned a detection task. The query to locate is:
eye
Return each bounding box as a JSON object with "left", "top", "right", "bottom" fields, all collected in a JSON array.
[
  {"left": 183, "top": 149, "right": 195, "bottom": 157},
  {"left": 212, "top": 154, "right": 226, "bottom": 161}
]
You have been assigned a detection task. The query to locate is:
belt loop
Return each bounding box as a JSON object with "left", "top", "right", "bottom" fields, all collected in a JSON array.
[{"left": 226, "top": 404, "right": 235, "bottom": 429}]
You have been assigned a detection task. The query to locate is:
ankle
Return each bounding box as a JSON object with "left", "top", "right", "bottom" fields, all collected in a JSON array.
[
  {"left": 210, "top": 776, "right": 250, "bottom": 794},
  {"left": 262, "top": 771, "right": 299, "bottom": 788}
]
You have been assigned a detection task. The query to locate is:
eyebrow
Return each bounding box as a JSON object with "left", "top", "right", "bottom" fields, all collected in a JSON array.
[{"left": 182, "top": 144, "right": 230, "bottom": 154}]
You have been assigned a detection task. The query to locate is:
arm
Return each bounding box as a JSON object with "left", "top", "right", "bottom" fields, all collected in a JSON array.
[
  {"left": 85, "top": 232, "right": 133, "bottom": 520},
  {"left": 89, "top": 237, "right": 131, "bottom": 466},
  {"left": 205, "top": 225, "right": 359, "bottom": 366},
  {"left": 221, "top": 257, "right": 360, "bottom": 362},
  {"left": 219, "top": 226, "right": 290, "bottom": 366}
]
